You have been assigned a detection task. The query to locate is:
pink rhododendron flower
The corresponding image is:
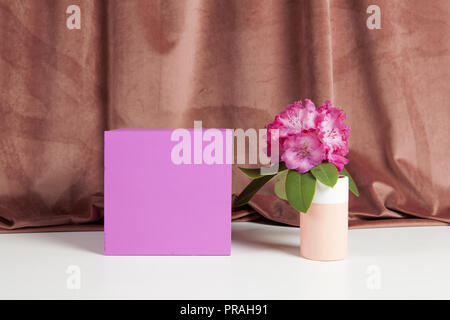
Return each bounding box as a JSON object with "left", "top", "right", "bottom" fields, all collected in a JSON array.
[
  {"left": 281, "top": 132, "right": 325, "bottom": 173},
  {"left": 326, "top": 151, "right": 349, "bottom": 172},
  {"left": 266, "top": 99, "right": 351, "bottom": 173},
  {"left": 317, "top": 101, "right": 349, "bottom": 149},
  {"left": 316, "top": 101, "right": 350, "bottom": 171},
  {"left": 272, "top": 99, "right": 318, "bottom": 137},
  {"left": 266, "top": 99, "right": 318, "bottom": 158}
]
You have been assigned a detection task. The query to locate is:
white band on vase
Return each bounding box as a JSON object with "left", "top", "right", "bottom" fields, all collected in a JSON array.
[{"left": 312, "top": 176, "right": 348, "bottom": 204}]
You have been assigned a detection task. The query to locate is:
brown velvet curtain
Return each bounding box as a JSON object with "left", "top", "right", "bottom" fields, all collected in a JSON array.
[{"left": 1, "top": 0, "right": 449, "bottom": 232}]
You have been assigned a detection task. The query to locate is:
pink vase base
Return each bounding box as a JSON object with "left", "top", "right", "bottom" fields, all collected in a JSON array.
[{"left": 300, "top": 202, "right": 348, "bottom": 261}]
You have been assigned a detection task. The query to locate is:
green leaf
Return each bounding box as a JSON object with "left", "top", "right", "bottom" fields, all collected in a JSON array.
[
  {"left": 233, "top": 174, "right": 275, "bottom": 208},
  {"left": 341, "top": 168, "right": 359, "bottom": 197},
  {"left": 238, "top": 162, "right": 288, "bottom": 179},
  {"left": 285, "top": 170, "right": 316, "bottom": 213},
  {"left": 274, "top": 170, "right": 288, "bottom": 200},
  {"left": 238, "top": 167, "right": 265, "bottom": 179},
  {"left": 310, "top": 162, "right": 339, "bottom": 187}
]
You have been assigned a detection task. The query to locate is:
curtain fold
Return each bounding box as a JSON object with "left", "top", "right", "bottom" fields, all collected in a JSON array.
[{"left": 0, "top": 0, "right": 449, "bottom": 231}]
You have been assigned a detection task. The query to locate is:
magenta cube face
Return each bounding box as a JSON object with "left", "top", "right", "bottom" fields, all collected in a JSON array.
[{"left": 104, "top": 129, "right": 231, "bottom": 255}]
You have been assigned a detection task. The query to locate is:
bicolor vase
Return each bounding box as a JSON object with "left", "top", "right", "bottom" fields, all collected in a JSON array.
[{"left": 300, "top": 176, "right": 349, "bottom": 261}]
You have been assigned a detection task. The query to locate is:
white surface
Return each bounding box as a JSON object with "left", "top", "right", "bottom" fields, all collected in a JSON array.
[
  {"left": 0, "top": 222, "right": 449, "bottom": 299},
  {"left": 313, "top": 176, "right": 348, "bottom": 204}
]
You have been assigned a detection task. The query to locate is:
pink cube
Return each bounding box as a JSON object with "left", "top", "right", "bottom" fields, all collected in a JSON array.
[{"left": 104, "top": 129, "right": 232, "bottom": 255}]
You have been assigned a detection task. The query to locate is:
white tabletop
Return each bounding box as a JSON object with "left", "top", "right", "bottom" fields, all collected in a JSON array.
[{"left": 0, "top": 222, "right": 449, "bottom": 299}]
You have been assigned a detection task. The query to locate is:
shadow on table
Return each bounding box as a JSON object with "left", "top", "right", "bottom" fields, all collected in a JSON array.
[
  {"left": 232, "top": 222, "right": 299, "bottom": 257},
  {"left": 36, "top": 231, "right": 104, "bottom": 255}
]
